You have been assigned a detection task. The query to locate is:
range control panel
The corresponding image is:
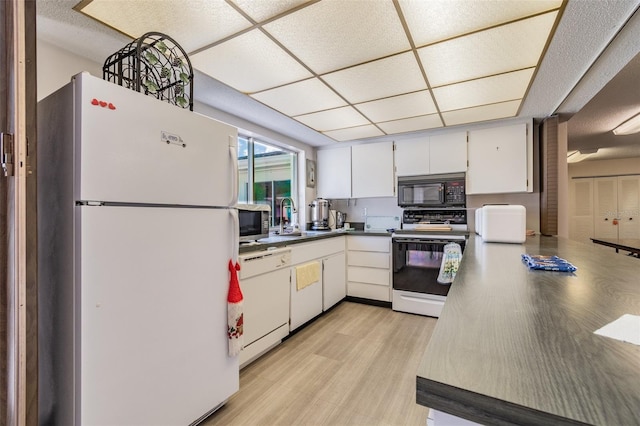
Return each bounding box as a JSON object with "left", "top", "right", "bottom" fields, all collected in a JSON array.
[
  {"left": 402, "top": 209, "right": 467, "bottom": 225},
  {"left": 444, "top": 181, "right": 466, "bottom": 205}
]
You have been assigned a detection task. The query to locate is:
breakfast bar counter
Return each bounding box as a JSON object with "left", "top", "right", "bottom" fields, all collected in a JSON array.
[{"left": 417, "top": 235, "right": 640, "bottom": 425}]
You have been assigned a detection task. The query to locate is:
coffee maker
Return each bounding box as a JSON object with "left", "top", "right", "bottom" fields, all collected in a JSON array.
[{"left": 309, "top": 198, "right": 330, "bottom": 230}]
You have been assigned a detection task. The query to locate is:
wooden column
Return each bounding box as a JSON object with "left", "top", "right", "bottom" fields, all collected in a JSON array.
[
  {"left": 540, "top": 116, "right": 559, "bottom": 236},
  {"left": 1, "top": 1, "right": 38, "bottom": 424}
]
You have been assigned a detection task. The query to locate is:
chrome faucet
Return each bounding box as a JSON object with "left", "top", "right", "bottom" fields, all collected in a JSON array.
[{"left": 280, "top": 197, "right": 297, "bottom": 235}]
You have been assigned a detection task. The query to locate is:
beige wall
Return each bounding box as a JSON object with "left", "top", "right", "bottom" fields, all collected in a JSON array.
[
  {"left": 569, "top": 157, "right": 640, "bottom": 178},
  {"left": 37, "top": 39, "right": 102, "bottom": 100}
]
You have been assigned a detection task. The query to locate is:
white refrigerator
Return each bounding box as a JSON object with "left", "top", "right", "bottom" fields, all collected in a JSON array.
[{"left": 38, "top": 72, "right": 239, "bottom": 425}]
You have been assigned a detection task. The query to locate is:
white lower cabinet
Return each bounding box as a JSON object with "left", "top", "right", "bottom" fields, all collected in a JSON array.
[
  {"left": 323, "top": 251, "right": 346, "bottom": 311},
  {"left": 290, "top": 237, "right": 346, "bottom": 331},
  {"left": 347, "top": 236, "right": 391, "bottom": 302}
]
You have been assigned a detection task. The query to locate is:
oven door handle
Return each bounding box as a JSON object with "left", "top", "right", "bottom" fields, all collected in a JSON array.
[{"left": 393, "top": 238, "right": 450, "bottom": 245}]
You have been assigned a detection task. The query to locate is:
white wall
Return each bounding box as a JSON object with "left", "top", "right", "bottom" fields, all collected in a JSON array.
[
  {"left": 326, "top": 191, "right": 540, "bottom": 233},
  {"left": 328, "top": 197, "right": 402, "bottom": 227}
]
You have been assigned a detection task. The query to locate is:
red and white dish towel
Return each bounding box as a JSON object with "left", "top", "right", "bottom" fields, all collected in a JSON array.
[{"left": 227, "top": 259, "right": 244, "bottom": 356}]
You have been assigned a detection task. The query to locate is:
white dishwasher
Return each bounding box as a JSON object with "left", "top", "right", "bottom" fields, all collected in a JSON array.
[{"left": 238, "top": 247, "right": 291, "bottom": 368}]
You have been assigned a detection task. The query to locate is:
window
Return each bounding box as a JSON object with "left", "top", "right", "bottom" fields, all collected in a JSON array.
[{"left": 237, "top": 136, "right": 298, "bottom": 227}]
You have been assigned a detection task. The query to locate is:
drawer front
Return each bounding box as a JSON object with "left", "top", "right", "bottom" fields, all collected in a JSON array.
[
  {"left": 348, "top": 266, "right": 390, "bottom": 286},
  {"left": 347, "top": 235, "right": 390, "bottom": 252},
  {"left": 347, "top": 251, "right": 390, "bottom": 268},
  {"left": 347, "top": 282, "right": 391, "bottom": 302},
  {"left": 291, "top": 236, "right": 345, "bottom": 265}
]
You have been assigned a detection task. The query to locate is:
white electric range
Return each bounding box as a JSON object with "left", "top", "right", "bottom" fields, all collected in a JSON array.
[{"left": 391, "top": 209, "right": 468, "bottom": 317}]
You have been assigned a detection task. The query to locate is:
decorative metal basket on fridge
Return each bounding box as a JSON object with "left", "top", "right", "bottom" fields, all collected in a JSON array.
[{"left": 103, "top": 32, "right": 193, "bottom": 110}]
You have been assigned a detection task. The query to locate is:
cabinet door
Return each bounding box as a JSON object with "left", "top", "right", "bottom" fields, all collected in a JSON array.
[
  {"left": 395, "top": 137, "right": 429, "bottom": 176},
  {"left": 323, "top": 252, "right": 346, "bottom": 311},
  {"left": 429, "top": 131, "right": 467, "bottom": 174},
  {"left": 352, "top": 141, "right": 395, "bottom": 198},
  {"left": 569, "top": 178, "right": 594, "bottom": 244},
  {"left": 618, "top": 176, "right": 640, "bottom": 239},
  {"left": 593, "top": 177, "right": 618, "bottom": 239},
  {"left": 290, "top": 263, "right": 323, "bottom": 331},
  {"left": 317, "top": 147, "right": 351, "bottom": 198},
  {"left": 467, "top": 123, "right": 529, "bottom": 194}
]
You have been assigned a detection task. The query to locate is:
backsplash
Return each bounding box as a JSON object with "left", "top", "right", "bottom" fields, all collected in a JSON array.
[{"left": 327, "top": 192, "right": 540, "bottom": 233}]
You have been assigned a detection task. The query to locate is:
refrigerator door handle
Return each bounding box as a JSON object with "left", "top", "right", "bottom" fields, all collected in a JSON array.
[
  {"left": 230, "top": 208, "right": 239, "bottom": 263},
  {"left": 229, "top": 135, "right": 238, "bottom": 206}
]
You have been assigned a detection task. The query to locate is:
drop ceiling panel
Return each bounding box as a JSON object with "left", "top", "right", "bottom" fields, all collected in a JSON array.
[
  {"left": 230, "top": 0, "right": 310, "bottom": 22},
  {"left": 295, "top": 106, "right": 369, "bottom": 132},
  {"left": 263, "top": 0, "right": 410, "bottom": 74},
  {"left": 251, "top": 78, "right": 346, "bottom": 117},
  {"left": 356, "top": 91, "right": 437, "bottom": 123},
  {"left": 434, "top": 68, "right": 534, "bottom": 112},
  {"left": 323, "top": 125, "right": 385, "bottom": 142},
  {"left": 69, "top": 0, "right": 568, "bottom": 144},
  {"left": 78, "top": 0, "right": 252, "bottom": 53},
  {"left": 323, "top": 52, "right": 426, "bottom": 104},
  {"left": 442, "top": 101, "right": 521, "bottom": 126},
  {"left": 419, "top": 12, "right": 558, "bottom": 87},
  {"left": 190, "top": 29, "right": 313, "bottom": 94},
  {"left": 377, "top": 114, "right": 444, "bottom": 135},
  {"left": 399, "top": 0, "right": 563, "bottom": 46}
]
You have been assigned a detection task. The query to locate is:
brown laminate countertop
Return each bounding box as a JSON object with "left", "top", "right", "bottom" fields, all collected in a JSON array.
[{"left": 417, "top": 235, "right": 640, "bottom": 426}]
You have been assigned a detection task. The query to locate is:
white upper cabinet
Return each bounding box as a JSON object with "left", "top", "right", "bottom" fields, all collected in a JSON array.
[
  {"left": 429, "top": 131, "right": 467, "bottom": 174},
  {"left": 317, "top": 146, "right": 352, "bottom": 199},
  {"left": 395, "top": 137, "right": 430, "bottom": 177},
  {"left": 352, "top": 141, "right": 395, "bottom": 198},
  {"left": 395, "top": 132, "right": 467, "bottom": 177},
  {"left": 467, "top": 121, "right": 532, "bottom": 194}
]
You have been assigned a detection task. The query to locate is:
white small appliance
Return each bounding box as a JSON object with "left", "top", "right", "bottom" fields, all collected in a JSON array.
[
  {"left": 238, "top": 203, "right": 270, "bottom": 242},
  {"left": 481, "top": 205, "right": 526, "bottom": 243}
]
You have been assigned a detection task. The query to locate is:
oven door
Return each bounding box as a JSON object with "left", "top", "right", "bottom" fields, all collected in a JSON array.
[{"left": 392, "top": 237, "right": 465, "bottom": 297}]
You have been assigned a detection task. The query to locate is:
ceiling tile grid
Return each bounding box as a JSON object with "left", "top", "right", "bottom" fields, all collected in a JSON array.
[
  {"left": 78, "top": 0, "right": 565, "bottom": 142},
  {"left": 261, "top": 0, "right": 411, "bottom": 74}
]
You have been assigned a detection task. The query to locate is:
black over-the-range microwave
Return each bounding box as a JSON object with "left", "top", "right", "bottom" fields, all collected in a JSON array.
[
  {"left": 397, "top": 173, "right": 466, "bottom": 208},
  {"left": 237, "top": 204, "right": 270, "bottom": 242}
]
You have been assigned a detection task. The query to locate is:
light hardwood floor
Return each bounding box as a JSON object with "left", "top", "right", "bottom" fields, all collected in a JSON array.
[{"left": 202, "top": 301, "right": 437, "bottom": 426}]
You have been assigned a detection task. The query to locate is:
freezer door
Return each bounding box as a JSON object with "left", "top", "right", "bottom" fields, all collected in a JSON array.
[
  {"left": 78, "top": 205, "right": 238, "bottom": 425},
  {"left": 75, "top": 73, "right": 238, "bottom": 206}
]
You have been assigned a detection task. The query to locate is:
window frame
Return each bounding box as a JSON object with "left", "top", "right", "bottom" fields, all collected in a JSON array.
[{"left": 237, "top": 135, "right": 298, "bottom": 228}]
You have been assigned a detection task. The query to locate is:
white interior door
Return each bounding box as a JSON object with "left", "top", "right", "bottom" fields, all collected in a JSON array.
[
  {"left": 594, "top": 177, "right": 618, "bottom": 239},
  {"left": 79, "top": 205, "right": 238, "bottom": 425},
  {"left": 569, "top": 178, "right": 594, "bottom": 243},
  {"left": 618, "top": 176, "right": 640, "bottom": 239}
]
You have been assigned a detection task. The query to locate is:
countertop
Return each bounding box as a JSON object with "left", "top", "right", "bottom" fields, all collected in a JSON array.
[
  {"left": 416, "top": 235, "right": 640, "bottom": 425},
  {"left": 239, "top": 229, "right": 391, "bottom": 254}
]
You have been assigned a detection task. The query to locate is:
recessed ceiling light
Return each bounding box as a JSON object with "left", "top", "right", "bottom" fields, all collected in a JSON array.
[{"left": 612, "top": 112, "right": 640, "bottom": 135}]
